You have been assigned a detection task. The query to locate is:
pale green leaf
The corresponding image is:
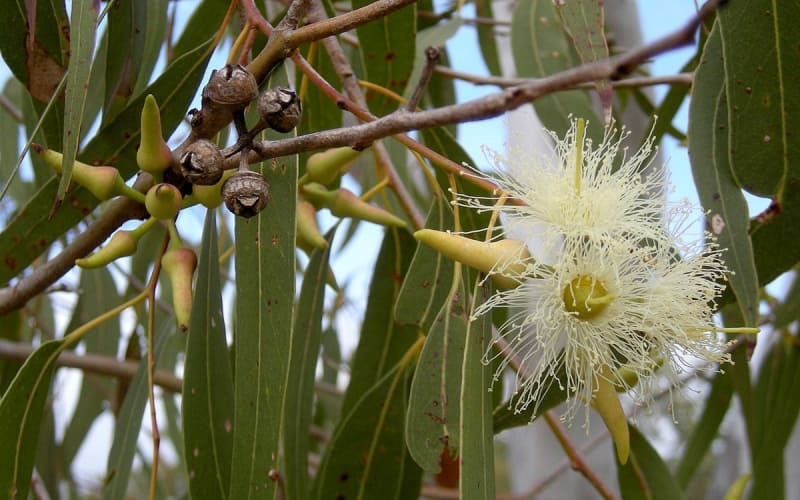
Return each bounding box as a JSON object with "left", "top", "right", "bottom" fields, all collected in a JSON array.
[
  {"left": 688, "top": 24, "right": 759, "bottom": 326},
  {"left": 183, "top": 210, "right": 234, "bottom": 499},
  {"left": 0, "top": 340, "right": 62, "bottom": 500},
  {"left": 58, "top": 0, "right": 99, "bottom": 202},
  {"left": 458, "top": 278, "right": 495, "bottom": 500}
]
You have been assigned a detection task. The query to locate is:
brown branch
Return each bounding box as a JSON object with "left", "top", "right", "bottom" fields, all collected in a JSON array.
[
  {"left": 543, "top": 412, "right": 618, "bottom": 500},
  {"left": 0, "top": 174, "right": 153, "bottom": 316},
  {"left": 434, "top": 67, "right": 695, "bottom": 89},
  {"left": 230, "top": 0, "right": 719, "bottom": 163},
  {"left": 0, "top": 339, "right": 183, "bottom": 393}
]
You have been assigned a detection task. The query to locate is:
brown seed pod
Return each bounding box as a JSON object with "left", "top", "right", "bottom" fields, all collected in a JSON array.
[
  {"left": 258, "top": 87, "right": 302, "bottom": 133},
  {"left": 180, "top": 139, "right": 224, "bottom": 185},
  {"left": 222, "top": 170, "right": 270, "bottom": 218},
  {"left": 203, "top": 64, "right": 258, "bottom": 111}
]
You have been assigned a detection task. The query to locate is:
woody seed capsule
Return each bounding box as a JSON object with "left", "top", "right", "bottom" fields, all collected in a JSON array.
[
  {"left": 258, "top": 87, "right": 302, "bottom": 132},
  {"left": 180, "top": 139, "right": 224, "bottom": 185},
  {"left": 222, "top": 170, "right": 270, "bottom": 218},
  {"left": 203, "top": 64, "right": 259, "bottom": 111}
]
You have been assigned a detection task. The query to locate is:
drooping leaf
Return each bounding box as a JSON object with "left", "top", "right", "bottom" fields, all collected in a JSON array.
[
  {"left": 554, "top": 0, "right": 612, "bottom": 122},
  {"left": 395, "top": 197, "right": 455, "bottom": 331},
  {"left": 718, "top": 0, "right": 800, "bottom": 197},
  {"left": 103, "top": 0, "right": 148, "bottom": 123},
  {"left": 674, "top": 370, "right": 734, "bottom": 489},
  {"left": 60, "top": 268, "right": 121, "bottom": 469},
  {"left": 312, "top": 229, "right": 423, "bottom": 499},
  {"left": 229, "top": 154, "right": 297, "bottom": 499},
  {"left": 458, "top": 277, "right": 495, "bottom": 500},
  {"left": 102, "top": 320, "right": 174, "bottom": 500},
  {"left": 353, "top": 0, "right": 416, "bottom": 116},
  {"left": 183, "top": 210, "right": 234, "bottom": 500},
  {"left": 510, "top": 0, "right": 599, "bottom": 137},
  {"left": 405, "top": 264, "right": 468, "bottom": 473},
  {"left": 618, "top": 425, "right": 685, "bottom": 500},
  {"left": 57, "top": 0, "right": 99, "bottom": 202},
  {"left": 689, "top": 24, "right": 759, "bottom": 326},
  {"left": 0, "top": 340, "right": 63, "bottom": 500},
  {"left": 283, "top": 229, "right": 335, "bottom": 500},
  {"left": 749, "top": 339, "right": 800, "bottom": 500},
  {"left": 474, "top": 0, "right": 502, "bottom": 76}
]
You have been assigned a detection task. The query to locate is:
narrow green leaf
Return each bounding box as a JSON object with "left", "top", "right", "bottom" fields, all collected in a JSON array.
[
  {"left": 103, "top": 0, "right": 148, "bottom": 123},
  {"left": 689, "top": 24, "right": 759, "bottom": 326},
  {"left": 183, "top": 210, "right": 234, "bottom": 500},
  {"left": 102, "top": 320, "right": 174, "bottom": 500},
  {"left": 61, "top": 268, "right": 120, "bottom": 469},
  {"left": 459, "top": 278, "right": 495, "bottom": 500},
  {"left": 230, "top": 156, "right": 297, "bottom": 499},
  {"left": 618, "top": 425, "right": 685, "bottom": 500},
  {"left": 0, "top": 340, "right": 63, "bottom": 500},
  {"left": 313, "top": 348, "right": 423, "bottom": 500},
  {"left": 405, "top": 265, "right": 467, "bottom": 472},
  {"left": 353, "top": 0, "right": 416, "bottom": 116},
  {"left": 510, "top": 0, "right": 599, "bottom": 136},
  {"left": 313, "top": 230, "right": 422, "bottom": 498},
  {"left": 674, "top": 370, "right": 734, "bottom": 489},
  {"left": 395, "top": 197, "right": 454, "bottom": 330},
  {"left": 132, "top": 0, "right": 169, "bottom": 96},
  {"left": 0, "top": 38, "right": 215, "bottom": 286},
  {"left": 554, "top": 0, "right": 612, "bottom": 120},
  {"left": 718, "top": 0, "right": 800, "bottom": 197},
  {"left": 57, "top": 0, "right": 99, "bottom": 202},
  {"left": 283, "top": 229, "right": 335, "bottom": 500},
  {"left": 749, "top": 340, "right": 800, "bottom": 500},
  {"left": 475, "top": 0, "right": 502, "bottom": 76}
]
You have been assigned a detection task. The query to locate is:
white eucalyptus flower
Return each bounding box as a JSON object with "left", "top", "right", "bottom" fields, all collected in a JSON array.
[
  {"left": 455, "top": 119, "right": 668, "bottom": 256},
  {"left": 479, "top": 235, "right": 730, "bottom": 423},
  {"left": 456, "top": 119, "right": 741, "bottom": 424}
]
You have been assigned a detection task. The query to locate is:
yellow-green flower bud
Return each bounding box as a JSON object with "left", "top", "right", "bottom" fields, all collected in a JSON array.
[
  {"left": 75, "top": 230, "right": 138, "bottom": 269},
  {"left": 296, "top": 200, "right": 328, "bottom": 253},
  {"left": 137, "top": 95, "right": 174, "bottom": 175},
  {"left": 300, "top": 147, "right": 364, "bottom": 186},
  {"left": 34, "top": 144, "right": 127, "bottom": 201},
  {"left": 161, "top": 247, "right": 197, "bottom": 331},
  {"left": 192, "top": 170, "right": 234, "bottom": 209},
  {"left": 413, "top": 229, "right": 531, "bottom": 289},
  {"left": 591, "top": 365, "right": 630, "bottom": 464},
  {"left": 145, "top": 183, "right": 183, "bottom": 220},
  {"left": 302, "top": 183, "right": 406, "bottom": 228}
]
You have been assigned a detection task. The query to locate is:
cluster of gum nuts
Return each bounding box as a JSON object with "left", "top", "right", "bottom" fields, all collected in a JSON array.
[{"left": 33, "top": 64, "right": 301, "bottom": 331}]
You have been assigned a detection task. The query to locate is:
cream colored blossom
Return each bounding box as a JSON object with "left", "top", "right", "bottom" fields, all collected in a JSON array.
[
  {"left": 460, "top": 119, "right": 735, "bottom": 423},
  {"left": 455, "top": 120, "right": 668, "bottom": 254},
  {"left": 479, "top": 235, "right": 729, "bottom": 422}
]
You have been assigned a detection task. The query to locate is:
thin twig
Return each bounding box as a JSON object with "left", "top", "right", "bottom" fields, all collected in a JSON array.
[
  {"left": 542, "top": 412, "right": 618, "bottom": 500},
  {"left": 434, "top": 66, "right": 694, "bottom": 89},
  {"left": 146, "top": 235, "right": 169, "bottom": 500},
  {"left": 407, "top": 46, "right": 442, "bottom": 111}
]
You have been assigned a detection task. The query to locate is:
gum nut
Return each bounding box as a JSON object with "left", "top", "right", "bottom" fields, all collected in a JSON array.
[
  {"left": 222, "top": 170, "right": 270, "bottom": 218},
  {"left": 258, "top": 87, "right": 302, "bottom": 133},
  {"left": 180, "top": 139, "right": 224, "bottom": 185},
  {"left": 203, "top": 64, "right": 259, "bottom": 109}
]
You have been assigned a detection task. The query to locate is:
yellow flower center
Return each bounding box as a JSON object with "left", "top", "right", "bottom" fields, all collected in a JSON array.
[{"left": 562, "top": 275, "right": 613, "bottom": 320}]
